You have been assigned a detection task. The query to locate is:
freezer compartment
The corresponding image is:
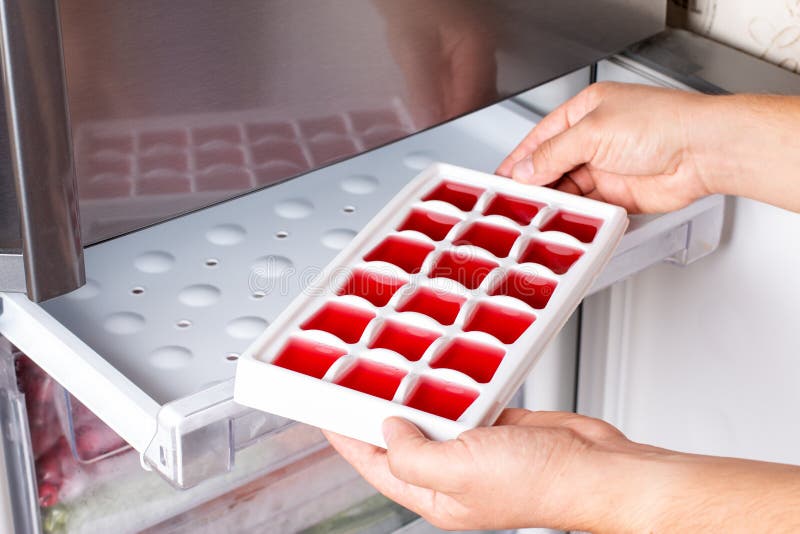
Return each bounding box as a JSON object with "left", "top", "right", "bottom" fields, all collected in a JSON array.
[
  {"left": 0, "top": 60, "right": 725, "bottom": 488},
  {"left": 9, "top": 348, "right": 323, "bottom": 532},
  {"left": 143, "top": 445, "right": 503, "bottom": 534},
  {"left": 8, "top": 343, "right": 524, "bottom": 532}
]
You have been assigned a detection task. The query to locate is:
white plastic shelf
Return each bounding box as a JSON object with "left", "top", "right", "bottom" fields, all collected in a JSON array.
[{"left": 0, "top": 99, "right": 724, "bottom": 488}]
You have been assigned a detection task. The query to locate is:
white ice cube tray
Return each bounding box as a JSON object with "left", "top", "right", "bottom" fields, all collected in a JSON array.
[{"left": 234, "top": 163, "right": 628, "bottom": 446}]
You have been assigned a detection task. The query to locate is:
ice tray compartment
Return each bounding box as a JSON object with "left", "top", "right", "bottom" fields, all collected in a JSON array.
[
  {"left": 368, "top": 319, "right": 441, "bottom": 362},
  {"left": 404, "top": 377, "right": 479, "bottom": 421},
  {"left": 300, "top": 302, "right": 375, "bottom": 344},
  {"left": 234, "top": 162, "right": 628, "bottom": 446},
  {"left": 518, "top": 238, "right": 583, "bottom": 275},
  {"left": 429, "top": 249, "right": 499, "bottom": 290},
  {"left": 364, "top": 235, "right": 434, "bottom": 274},
  {"left": 272, "top": 338, "right": 346, "bottom": 379},
  {"left": 490, "top": 269, "right": 558, "bottom": 310},
  {"left": 464, "top": 301, "right": 536, "bottom": 344},
  {"left": 452, "top": 221, "right": 520, "bottom": 258},
  {"left": 337, "top": 268, "right": 407, "bottom": 307},
  {"left": 335, "top": 360, "right": 406, "bottom": 401},
  {"left": 430, "top": 338, "right": 505, "bottom": 384},
  {"left": 540, "top": 210, "right": 603, "bottom": 243},
  {"left": 397, "top": 208, "right": 460, "bottom": 241},
  {"left": 396, "top": 286, "right": 466, "bottom": 326},
  {"left": 422, "top": 181, "right": 484, "bottom": 211},
  {"left": 483, "top": 193, "right": 544, "bottom": 225}
]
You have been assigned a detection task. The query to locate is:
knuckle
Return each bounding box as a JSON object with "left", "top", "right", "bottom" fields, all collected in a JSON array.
[
  {"left": 579, "top": 111, "right": 600, "bottom": 128},
  {"left": 562, "top": 414, "right": 626, "bottom": 442},
  {"left": 582, "top": 81, "right": 618, "bottom": 108},
  {"left": 385, "top": 449, "right": 411, "bottom": 480},
  {"left": 534, "top": 138, "right": 556, "bottom": 165},
  {"left": 588, "top": 81, "right": 614, "bottom": 96}
]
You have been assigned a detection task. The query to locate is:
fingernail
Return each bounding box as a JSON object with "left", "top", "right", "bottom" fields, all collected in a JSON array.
[
  {"left": 511, "top": 157, "right": 535, "bottom": 183},
  {"left": 382, "top": 418, "right": 399, "bottom": 444}
]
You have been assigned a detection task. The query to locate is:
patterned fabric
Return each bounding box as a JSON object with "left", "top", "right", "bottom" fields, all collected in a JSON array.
[{"left": 669, "top": 0, "right": 800, "bottom": 73}]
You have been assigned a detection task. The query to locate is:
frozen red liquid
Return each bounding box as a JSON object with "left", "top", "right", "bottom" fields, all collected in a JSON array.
[
  {"left": 483, "top": 194, "right": 544, "bottom": 225},
  {"left": 300, "top": 302, "right": 375, "bottom": 344},
  {"left": 422, "top": 182, "right": 484, "bottom": 212},
  {"left": 405, "top": 377, "right": 479, "bottom": 421},
  {"left": 272, "top": 338, "right": 346, "bottom": 379},
  {"left": 540, "top": 211, "right": 602, "bottom": 243},
  {"left": 464, "top": 302, "right": 536, "bottom": 344},
  {"left": 335, "top": 360, "right": 406, "bottom": 400},
  {"left": 429, "top": 249, "right": 499, "bottom": 290},
  {"left": 368, "top": 319, "right": 440, "bottom": 361},
  {"left": 338, "top": 268, "right": 406, "bottom": 307},
  {"left": 364, "top": 235, "right": 434, "bottom": 274},
  {"left": 397, "top": 287, "right": 466, "bottom": 326},
  {"left": 397, "top": 208, "right": 459, "bottom": 241},
  {"left": 490, "top": 270, "right": 557, "bottom": 310},
  {"left": 430, "top": 338, "right": 505, "bottom": 383},
  {"left": 518, "top": 238, "right": 583, "bottom": 274},
  {"left": 452, "top": 221, "right": 520, "bottom": 258}
]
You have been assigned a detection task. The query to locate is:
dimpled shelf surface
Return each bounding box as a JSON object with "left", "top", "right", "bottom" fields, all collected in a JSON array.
[{"left": 234, "top": 163, "right": 628, "bottom": 447}]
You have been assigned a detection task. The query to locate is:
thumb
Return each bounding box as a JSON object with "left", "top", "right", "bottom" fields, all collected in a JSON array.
[
  {"left": 382, "top": 417, "right": 468, "bottom": 492},
  {"left": 511, "top": 118, "right": 598, "bottom": 186}
]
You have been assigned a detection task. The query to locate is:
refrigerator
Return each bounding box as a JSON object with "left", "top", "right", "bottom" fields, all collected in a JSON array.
[{"left": 0, "top": 3, "right": 795, "bottom": 533}]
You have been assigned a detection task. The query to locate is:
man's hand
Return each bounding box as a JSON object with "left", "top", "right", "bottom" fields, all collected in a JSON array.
[
  {"left": 497, "top": 82, "right": 800, "bottom": 214},
  {"left": 325, "top": 409, "right": 800, "bottom": 532},
  {"left": 324, "top": 409, "right": 659, "bottom": 532}
]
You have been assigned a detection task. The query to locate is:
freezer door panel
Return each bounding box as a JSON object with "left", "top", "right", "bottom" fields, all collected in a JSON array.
[{"left": 55, "top": 1, "right": 664, "bottom": 245}]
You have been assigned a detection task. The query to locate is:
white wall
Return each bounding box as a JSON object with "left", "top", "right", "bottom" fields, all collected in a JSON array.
[
  {"left": 612, "top": 197, "right": 800, "bottom": 462},
  {"left": 669, "top": 0, "right": 800, "bottom": 74}
]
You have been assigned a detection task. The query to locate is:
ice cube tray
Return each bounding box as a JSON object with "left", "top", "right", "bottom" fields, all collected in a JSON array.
[{"left": 234, "top": 163, "right": 628, "bottom": 446}]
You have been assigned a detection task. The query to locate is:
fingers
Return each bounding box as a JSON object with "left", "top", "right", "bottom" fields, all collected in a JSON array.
[
  {"left": 496, "top": 83, "right": 606, "bottom": 177},
  {"left": 325, "top": 420, "right": 468, "bottom": 494},
  {"left": 322, "top": 429, "right": 441, "bottom": 515},
  {"left": 510, "top": 118, "right": 600, "bottom": 186},
  {"left": 383, "top": 417, "right": 470, "bottom": 492}
]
